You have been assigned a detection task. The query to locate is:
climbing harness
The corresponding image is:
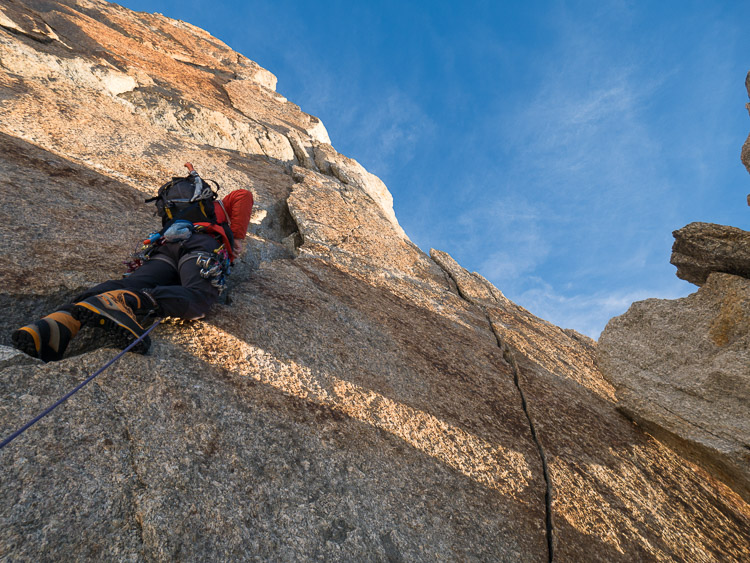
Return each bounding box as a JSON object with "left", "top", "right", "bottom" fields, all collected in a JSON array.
[
  {"left": 125, "top": 226, "right": 232, "bottom": 293},
  {"left": 0, "top": 318, "right": 162, "bottom": 451}
]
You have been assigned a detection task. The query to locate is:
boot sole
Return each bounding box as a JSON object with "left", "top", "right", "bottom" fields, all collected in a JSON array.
[
  {"left": 11, "top": 328, "right": 41, "bottom": 360},
  {"left": 71, "top": 304, "right": 151, "bottom": 355}
]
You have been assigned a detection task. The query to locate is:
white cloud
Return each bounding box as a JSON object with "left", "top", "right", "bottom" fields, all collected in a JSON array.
[
  {"left": 503, "top": 70, "right": 669, "bottom": 202},
  {"left": 509, "top": 277, "right": 694, "bottom": 340}
]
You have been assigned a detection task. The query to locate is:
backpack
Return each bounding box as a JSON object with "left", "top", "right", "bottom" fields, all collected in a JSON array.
[{"left": 146, "top": 173, "right": 221, "bottom": 227}]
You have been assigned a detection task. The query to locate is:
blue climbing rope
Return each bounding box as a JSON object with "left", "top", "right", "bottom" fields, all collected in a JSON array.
[{"left": 0, "top": 319, "right": 162, "bottom": 450}]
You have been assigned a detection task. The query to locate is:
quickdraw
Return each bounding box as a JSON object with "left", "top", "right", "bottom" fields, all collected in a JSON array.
[
  {"left": 197, "top": 244, "right": 231, "bottom": 294},
  {"left": 123, "top": 232, "right": 163, "bottom": 276}
]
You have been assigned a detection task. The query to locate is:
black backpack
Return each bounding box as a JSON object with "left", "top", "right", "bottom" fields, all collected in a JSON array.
[{"left": 146, "top": 173, "right": 220, "bottom": 227}]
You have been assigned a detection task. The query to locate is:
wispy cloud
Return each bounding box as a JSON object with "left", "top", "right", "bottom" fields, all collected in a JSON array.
[
  {"left": 453, "top": 196, "right": 551, "bottom": 283},
  {"left": 451, "top": 4, "right": 691, "bottom": 335},
  {"left": 334, "top": 88, "right": 437, "bottom": 177},
  {"left": 502, "top": 67, "right": 669, "bottom": 204},
  {"left": 513, "top": 277, "right": 693, "bottom": 339}
]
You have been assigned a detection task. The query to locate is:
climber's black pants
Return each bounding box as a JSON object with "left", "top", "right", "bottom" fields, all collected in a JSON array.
[{"left": 72, "top": 233, "right": 221, "bottom": 320}]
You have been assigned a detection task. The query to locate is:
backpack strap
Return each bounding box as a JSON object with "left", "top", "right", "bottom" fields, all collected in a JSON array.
[
  {"left": 165, "top": 199, "right": 211, "bottom": 223},
  {"left": 215, "top": 199, "right": 231, "bottom": 226}
]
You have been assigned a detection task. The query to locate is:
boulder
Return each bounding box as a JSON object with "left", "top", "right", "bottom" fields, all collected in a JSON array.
[{"left": 671, "top": 222, "right": 750, "bottom": 285}]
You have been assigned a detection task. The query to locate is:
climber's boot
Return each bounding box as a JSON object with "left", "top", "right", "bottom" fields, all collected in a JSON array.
[
  {"left": 12, "top": 310, "right": 81, "bottom": 363},
  {"left": 72, "top": 290, "right": 153, "bottom": 354}
]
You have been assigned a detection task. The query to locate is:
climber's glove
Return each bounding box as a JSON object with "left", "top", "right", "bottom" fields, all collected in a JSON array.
[{"left": 163, "top": 220, "right": 194, "bottom": 242}]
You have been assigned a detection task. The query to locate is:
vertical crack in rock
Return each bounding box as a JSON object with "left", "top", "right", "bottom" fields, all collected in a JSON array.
[
  {"left": 241, "top": 192, "right": 301, "bottom": 273},
  {"left": 490, "top": 327, "right": 554, "bottom": 563},
  {"left": 279, "top": 194, "right": 303, "bottom": 254},
  {"left": 434, "top": 261, "right": 555, "bottom": 562},
  {"left": 286, "top": 131, "right": 318, "bottom": 171}
]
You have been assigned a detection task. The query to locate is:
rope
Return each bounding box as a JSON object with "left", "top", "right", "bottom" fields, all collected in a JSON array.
[{"left": 0, "top": 319, "right": 162, "bottom": 451}]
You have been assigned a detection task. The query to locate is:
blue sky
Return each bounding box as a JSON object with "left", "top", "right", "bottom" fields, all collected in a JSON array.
[{"left": 119, "top": 0, "right": 750, "bottom": 338}]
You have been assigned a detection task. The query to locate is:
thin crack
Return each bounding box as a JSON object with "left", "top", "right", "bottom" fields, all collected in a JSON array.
[
  {"left": 490, "top": 326, "right": 555, "bottom": 563},
  {"left": 433, "top": 260, "right": 555, "bottom": 562}
]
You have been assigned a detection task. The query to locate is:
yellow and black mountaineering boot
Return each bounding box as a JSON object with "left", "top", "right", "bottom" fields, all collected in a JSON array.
[
  {"left": 12, "top": 310, "right": 81, "bottom": 362},
  {"left": 71, "top": 290, "right": 153, "bottom": 354}
]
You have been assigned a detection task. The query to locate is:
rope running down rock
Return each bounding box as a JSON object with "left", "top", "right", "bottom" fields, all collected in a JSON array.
[{"left": 0, "top": 319, "right": 162, "bottom": 450}]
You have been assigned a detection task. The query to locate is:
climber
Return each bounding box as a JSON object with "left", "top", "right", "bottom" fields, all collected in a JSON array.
[{"left": 11, "top": 163, "right": 253, "bottom": 362}]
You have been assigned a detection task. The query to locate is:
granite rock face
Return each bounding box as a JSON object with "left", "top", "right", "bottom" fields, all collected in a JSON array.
[
  {"left": 1, "top": 1, "right": 748, "bottom": 561},
  {"left": 599, "top": 273, "right": 750, "bottom": 503},
  {"left": 671, "top": 222, "right": 750, "bottom": 285}
]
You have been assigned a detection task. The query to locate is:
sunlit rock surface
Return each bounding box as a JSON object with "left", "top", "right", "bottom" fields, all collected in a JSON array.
[
  {"left": 601, "top": 218, "right": 750, "bottom": 506},
  {"left": 1, "top": 1, "right": 748, "bottom": 560}
]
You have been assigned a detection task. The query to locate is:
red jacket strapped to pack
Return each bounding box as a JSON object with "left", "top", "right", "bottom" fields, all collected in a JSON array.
[{"left": 194, "top": 188, "right": 253, "bottom": 263}]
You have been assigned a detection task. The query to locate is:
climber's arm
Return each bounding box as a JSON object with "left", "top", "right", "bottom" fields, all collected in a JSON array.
[{"left": 222, "top": 189, "right": 253, "bottom": 241}]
